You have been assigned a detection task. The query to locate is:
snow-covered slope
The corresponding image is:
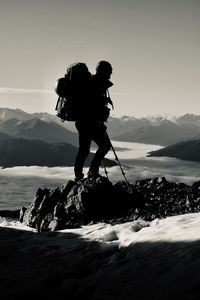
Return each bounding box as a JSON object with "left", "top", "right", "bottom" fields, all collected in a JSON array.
[{"left": 1, "top": 213, "right": 200, "bottom": 299}]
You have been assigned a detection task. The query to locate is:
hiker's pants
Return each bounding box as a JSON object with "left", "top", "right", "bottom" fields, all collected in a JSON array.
[{"left": 74, "top": 122, "right": 111, "bottom": 177}]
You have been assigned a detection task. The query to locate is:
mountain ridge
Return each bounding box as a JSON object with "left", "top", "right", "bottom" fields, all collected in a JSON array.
[
  {"left": 148, "top": 138, "right": 200, "bottom": 162},
  {"left": 0, "top": 117, "right": 78, "bottom": 146},
  {"left": 0, "top": 136, "right": 117, "bottom": 168},
  {"left": 2, "top": 108, "right": 200, "bottom": 146}
]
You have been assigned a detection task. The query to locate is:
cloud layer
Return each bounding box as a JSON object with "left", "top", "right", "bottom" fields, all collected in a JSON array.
[{"left": 0, "top": 87, "right": 54, "bottom": 94}]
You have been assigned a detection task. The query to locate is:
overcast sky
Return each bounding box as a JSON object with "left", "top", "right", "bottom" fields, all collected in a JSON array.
[{"left": 0, "top": 0, "right": 199, "bottom": 117}]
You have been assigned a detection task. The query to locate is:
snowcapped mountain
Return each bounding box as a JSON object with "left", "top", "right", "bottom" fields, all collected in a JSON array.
[
  {"left": 0, "top": 117, "right": 78, "bottom": 146},
  {"left": 0, "top": 108, "right": 32, "bottom": 121},
  {"left": 111, "top": 115, "right": 200, "bottom": 146},
  {"left": 0, "top": 108, "right": 76, "bottom": 132},
  {"left": 111, "top": 119, "right": 199, "bottom": 146},
  {"left": 2, "top": 108, "right": 200, "bottom": 147}
]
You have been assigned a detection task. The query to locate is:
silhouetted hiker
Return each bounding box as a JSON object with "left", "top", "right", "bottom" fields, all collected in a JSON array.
[{"left": 74, "top": 61, "right": 113, "bottom": 182}]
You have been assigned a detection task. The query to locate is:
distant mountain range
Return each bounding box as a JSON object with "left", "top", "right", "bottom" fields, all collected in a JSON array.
[
  {"left": 147, "top": 138, "right": 200, "bottom": 162},
  {"left": 1, "top": 108, "right": 200, "bottom": 146},
  {"left": 0, "top": 108, "right": 118, "bottom": 167},
  {"left": 1, "top": 108, "right": 200, "bottom": 165},
  {"left": 110, "top": 115, "right": 200, "bottom": 146},
  {"left": 0, "top": 107, "right": 77, "bottom": 132},
  {"left": 111, "top": 118, "right": 200, "bottom": 146},
  {"left": 0, "top": 137, "right": 117, "bottom": 168},
  {"left": 0, "top": 117, "right": 78, "bottom": 146},
  {"left": 106, "top": 114, "right": 200, "bottom": 147}
]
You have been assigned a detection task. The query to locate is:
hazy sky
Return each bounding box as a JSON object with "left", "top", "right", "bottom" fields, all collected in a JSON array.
[{"left": 0, "top": 0, "right": 199, "bottom": 117}]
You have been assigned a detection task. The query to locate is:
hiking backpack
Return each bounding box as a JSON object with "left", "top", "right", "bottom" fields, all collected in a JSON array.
[{"left": 54, "top": 62, "right": 91, "bottom": 122}]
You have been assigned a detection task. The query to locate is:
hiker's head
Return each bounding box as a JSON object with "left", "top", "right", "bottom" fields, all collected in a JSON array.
[{"left": 96, "top": 61, "right": 112, "bottom": 79}]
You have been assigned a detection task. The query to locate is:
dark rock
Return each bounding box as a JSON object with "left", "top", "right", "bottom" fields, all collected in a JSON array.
[
  {"left": 19, "top": 207, "right": 27, "bottom": 222},
  {"left": 19, "top": 176, "right": 200, "bottom": 231},
  {"left": 20, "top": 177, "right": 144, "bottom": 231},
  {"left": 0, "top": 209, "right": 20, "bottom": 219}
]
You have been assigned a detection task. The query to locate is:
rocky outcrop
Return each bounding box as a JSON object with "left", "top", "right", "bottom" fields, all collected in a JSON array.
[
  {"left": 19, "top": 177, "right": 144, "bottom": 231},
  {"left": 19, "top": 176, "right": 200, "bottom": 232}
]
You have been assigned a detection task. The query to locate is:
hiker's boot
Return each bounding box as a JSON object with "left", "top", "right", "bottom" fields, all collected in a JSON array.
[
  {"left": 74, "top": 173, "right": 84, "bottom": 183},
  {"left": 87, "top": 171, "right": 104, "bottom": 180}
]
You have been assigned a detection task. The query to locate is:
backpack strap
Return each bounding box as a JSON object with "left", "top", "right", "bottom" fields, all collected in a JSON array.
[
  {"left": 55, "top": 96, "right": 60, "bottom": 110},
  {"left": 107, "top": 90, "right": 114, "bottom": 110}
]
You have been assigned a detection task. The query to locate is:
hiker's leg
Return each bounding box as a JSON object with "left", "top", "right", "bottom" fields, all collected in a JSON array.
[
  {"left": 89, "top": 124, "right": 111, "bottom": 175},
  {"left": 74, "top": 124, "right": 91, "bottom": 178}
]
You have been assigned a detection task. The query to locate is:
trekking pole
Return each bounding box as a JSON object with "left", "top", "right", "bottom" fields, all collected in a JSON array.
[
  {"left": 102, "top": 159, "right": 109, "bottom": 179},
  {"left": 106, "top": 133, "right": 130, "bottom": 186}
]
